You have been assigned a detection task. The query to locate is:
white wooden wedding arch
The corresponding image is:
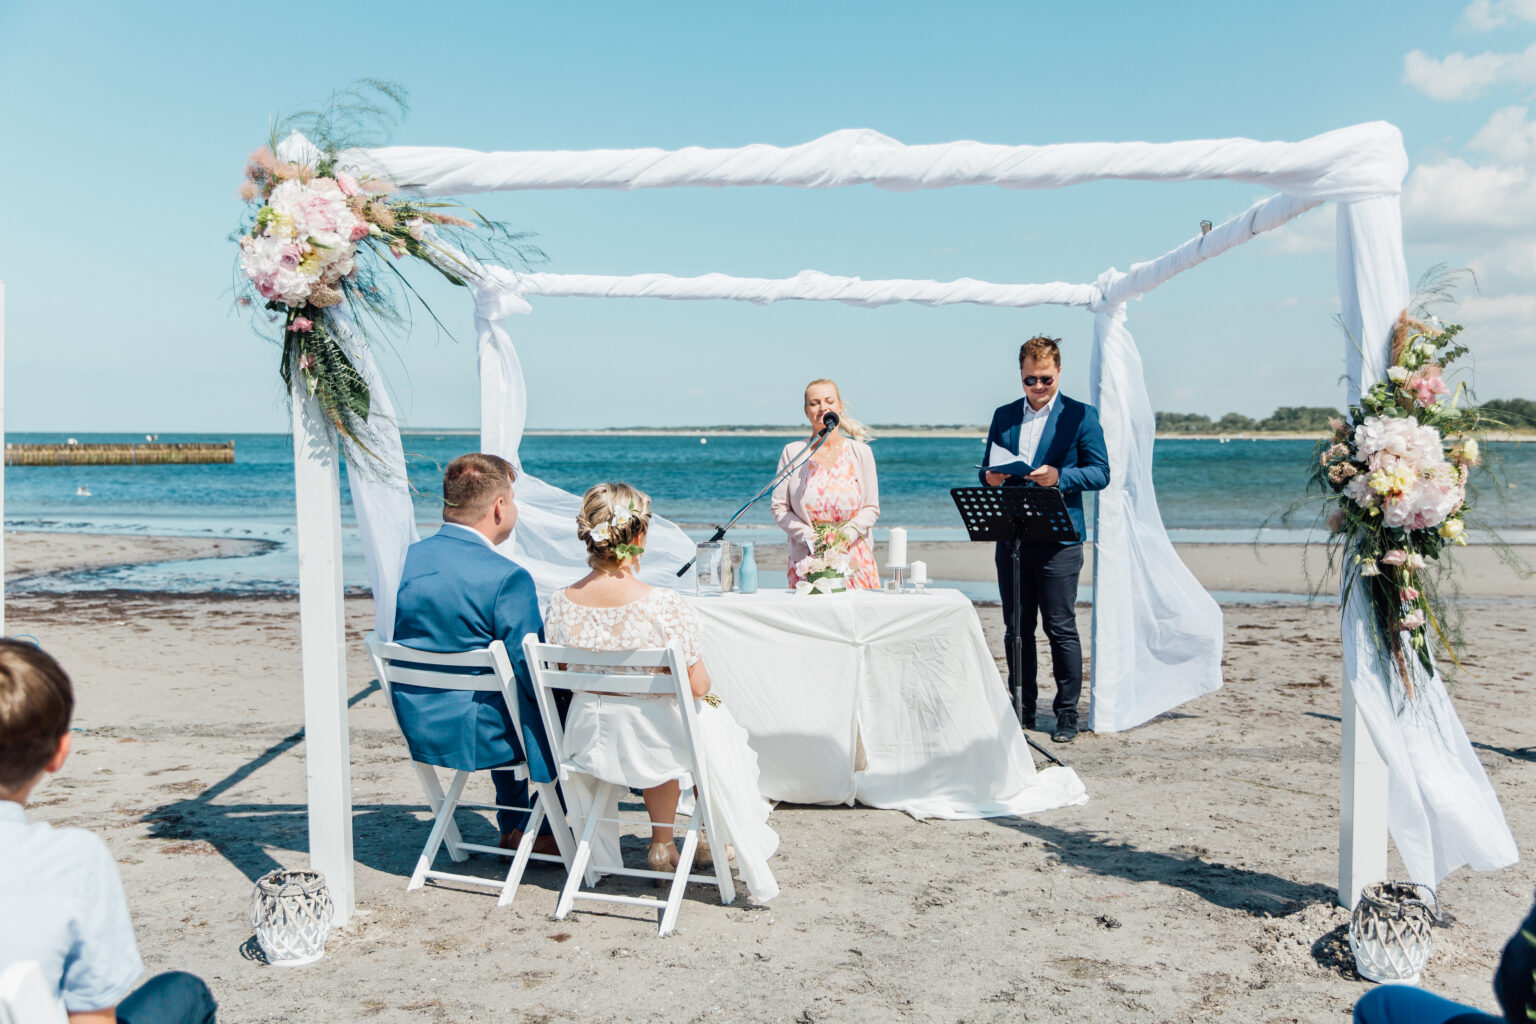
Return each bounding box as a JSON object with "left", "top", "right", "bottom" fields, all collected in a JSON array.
[{"left": 278, "top": 124, "right": 1515, "bottom": 926}]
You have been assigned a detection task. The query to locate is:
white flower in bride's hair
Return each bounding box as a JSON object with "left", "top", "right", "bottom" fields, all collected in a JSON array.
[
  {"left": 611, "top": 504, "right": 634, "bottom": 528},
  {"left": 588, "top": 521, "right": 611, "bottom": 544}
]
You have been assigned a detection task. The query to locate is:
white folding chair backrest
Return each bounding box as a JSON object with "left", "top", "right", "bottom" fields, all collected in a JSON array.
[
  {"left": 0, "top": 961, "right": 66, "bottom": 1024},
  {"left": 363, "top": 632, "right": 570, "bottom": 907},
  {"left": 366, "top": 634, "right": 522, "bottom": 732},
  {"left": 523, "top": 641, "right": 703, "bottom": 782},
  {"left": 523, "top": 636, "right": 731, "bottom": 936}
]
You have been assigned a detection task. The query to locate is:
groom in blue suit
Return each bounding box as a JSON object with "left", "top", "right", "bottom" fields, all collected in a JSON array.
[
  {"left": 980, "top": 336, "right": 1110, "bottom": 743},
  {"left": 391, "top": 453, "right": 557, "bottom": 851}
]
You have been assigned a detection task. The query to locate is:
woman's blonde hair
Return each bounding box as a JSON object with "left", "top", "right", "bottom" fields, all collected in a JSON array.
[
  {"left": 575, "top": 482, "right": 653, "bottom": 569},
  {"left": 805, "top": 378, "right": 874, "bottom": 442}
]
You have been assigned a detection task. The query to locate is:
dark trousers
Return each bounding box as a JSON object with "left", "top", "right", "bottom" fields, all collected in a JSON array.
[
  {"left": 1353, "top": 986, "right": 1499, "bottom": 1024},
  {"left": 118, "top": 971, "right": 217, "bottom": 1024},
  {"left": 994, "top": 540, "right": 1084, "bottom": 719},
  {"left": 492, "top": 772, "right": 532, "bottom": 836}
]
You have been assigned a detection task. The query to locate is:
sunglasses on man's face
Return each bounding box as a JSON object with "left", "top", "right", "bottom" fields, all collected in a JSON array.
[{"left": 1023, "top": 375, "right": 1056, "bottom": 387}]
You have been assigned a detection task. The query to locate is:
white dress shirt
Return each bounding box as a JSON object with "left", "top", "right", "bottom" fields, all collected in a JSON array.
[
  {"left": 1019, "top": 395, "right": 1058, "bottom": 466},
  {"left": 439, "top": 521, "right": 494, "bottom": 548}
]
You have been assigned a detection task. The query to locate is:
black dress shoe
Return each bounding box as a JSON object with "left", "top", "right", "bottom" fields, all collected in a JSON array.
[
  {"left": 1020, "top": 709, "right": 1037, "bottom": 731},
  {"left": 1051, "top": 715, "right": 1079, "bottom": 743}
]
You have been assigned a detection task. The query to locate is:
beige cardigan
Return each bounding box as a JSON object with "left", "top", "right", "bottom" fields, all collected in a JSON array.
[{"left": 770, "top": 437, "right": 880, "bottom": 571}]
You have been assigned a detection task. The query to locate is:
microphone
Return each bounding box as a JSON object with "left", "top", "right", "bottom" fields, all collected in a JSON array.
[{"left": 675, "top": 410, "right": 841, "bottom": 577}]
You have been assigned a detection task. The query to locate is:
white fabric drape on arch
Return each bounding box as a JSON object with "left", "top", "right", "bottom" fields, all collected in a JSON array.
[
  {"left": 1087, "top": 297, "right": 1224, "bottom": 731},
  {"left": 465, "top": 261, "right": 699, "bottom": 607},
  {"left": 1333, "top": 197, "right": 1516, "bottom": 885}
]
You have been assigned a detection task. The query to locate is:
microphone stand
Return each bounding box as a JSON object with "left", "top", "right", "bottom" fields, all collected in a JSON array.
[{"left": 676, "top": 421, "right": 837, "bottom": 577}]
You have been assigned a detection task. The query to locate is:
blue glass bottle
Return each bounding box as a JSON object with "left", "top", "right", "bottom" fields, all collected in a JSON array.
[{"left": 738, "top": 542, "right": 759, "bottom": 594}]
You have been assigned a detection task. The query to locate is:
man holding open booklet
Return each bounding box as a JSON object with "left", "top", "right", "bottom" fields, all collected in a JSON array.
[{"left": 978, "top": 336, "right": 1110, "bottom": 743}]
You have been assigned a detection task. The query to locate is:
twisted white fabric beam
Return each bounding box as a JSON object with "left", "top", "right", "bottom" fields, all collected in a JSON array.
[
  {"left": 341, "top": 122, "right": 1406, "bottom": 203},
  {"left": 501, "top": 192, "right": 1322, "bottom": 314},
  {"left": 510, "top": 270, "right": 1097, "bottom": 309},
  {"left": 1105, "top": 193, "right": 1323, "bottom": 305}
]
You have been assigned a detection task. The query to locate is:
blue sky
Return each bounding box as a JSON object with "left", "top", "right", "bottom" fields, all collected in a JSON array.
[{"left": 1, "top": 0, "right": 1532, "bottom": 432}]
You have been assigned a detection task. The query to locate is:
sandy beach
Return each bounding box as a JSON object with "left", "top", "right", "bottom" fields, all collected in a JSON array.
[{"left": 6, "top": 530, "right": 1534, "bottom": 1023}]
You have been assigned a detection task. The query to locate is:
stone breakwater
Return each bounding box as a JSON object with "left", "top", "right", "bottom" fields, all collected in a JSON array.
[{"left": 5, "top": 441, "right": 236, "bottom": 466}]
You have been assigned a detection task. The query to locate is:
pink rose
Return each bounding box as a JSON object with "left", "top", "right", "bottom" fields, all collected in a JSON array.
[
  {"left": 288, "top": 317, "right": 314, "bottom": 333},
  {"left": 1400, "top": 586, "right": 1419, "bottom": 601},
  {"left": 1399, "top": 610, "right": 1426, "bottom": 631},
  {"left": 1408, "top": 370, "right": 1449, "bottom": 407},
  {"left": 1380, "top": 550, "right": 1408, "bottom": 566},
  {"left": 336, "top": 171, "right": 361, "bottom": 196},
  {"left": 279, "top": 243, "right": 303, "bottom": 269},
  {"left": 297, "top": 353, "right": 316, "bottom": 371},
  {"left": 349, "top": 222, "right": 369, "bottom": 241}
]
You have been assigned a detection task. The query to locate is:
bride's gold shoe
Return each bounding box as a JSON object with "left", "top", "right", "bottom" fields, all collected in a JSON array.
[
  {"left": 648, "top": 841, "right": 679, "bottom": 884},
  {"left": 694, "top": 832, "right": 734, "bottom": 868}
]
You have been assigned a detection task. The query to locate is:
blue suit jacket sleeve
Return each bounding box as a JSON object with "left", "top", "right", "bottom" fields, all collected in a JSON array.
[
  {"left": 979, "top": 407, "right": 1004, "bottom": 486},
  {"left": 1058, "top": 404, "right": 1110, "bottom": 495},
  {"left": 492, "top": 566, "right": 555, "bottom": 783}
]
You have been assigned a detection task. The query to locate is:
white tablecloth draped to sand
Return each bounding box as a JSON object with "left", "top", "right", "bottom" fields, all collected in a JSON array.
[{"left": 687, "top": 589, "right": 1087, "bottom": 819}]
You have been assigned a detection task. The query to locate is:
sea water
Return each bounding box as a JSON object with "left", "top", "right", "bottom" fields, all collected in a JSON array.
[{"left": 7, "top": 432, "right": 1535, "bottom": 597}]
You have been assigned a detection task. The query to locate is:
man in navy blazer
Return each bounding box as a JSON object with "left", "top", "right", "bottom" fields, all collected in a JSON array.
[
  {"left": 980, "top": 336, "right": 1110, "bottom": 743},
  {"left": 392, "top": 453, "right": 556, "bottom": 851}
]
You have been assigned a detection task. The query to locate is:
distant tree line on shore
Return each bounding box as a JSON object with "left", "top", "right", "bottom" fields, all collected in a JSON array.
[
  {"left": 1153, "top": 406, "right": 1342, "bottom": 434},
  {"left": 1154, "top": 400, "right": 1536, "bottom": 434}
]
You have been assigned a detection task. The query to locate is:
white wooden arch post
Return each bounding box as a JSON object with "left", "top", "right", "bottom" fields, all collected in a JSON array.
[
  {"left": 287, "top": 122, "right": 1516, "bottom": 922},
  {"left": 289, "top": 384, "right": 355, "bottom": 926}
]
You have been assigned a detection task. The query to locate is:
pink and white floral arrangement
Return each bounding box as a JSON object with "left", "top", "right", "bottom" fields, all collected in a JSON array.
[
  {"left": 232, "top": 85, "right": 541, "bottom": 450},
  {"left": 795, "top": 523, "right": 855, "bottom": 595},
  {"left": 1313, "top": 312, "right": 1481, "bottom": 696}
]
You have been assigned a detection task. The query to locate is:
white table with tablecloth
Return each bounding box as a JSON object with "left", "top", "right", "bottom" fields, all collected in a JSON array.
[{"left": 686, "top": 588, "right": 1087, "bottom": 819}]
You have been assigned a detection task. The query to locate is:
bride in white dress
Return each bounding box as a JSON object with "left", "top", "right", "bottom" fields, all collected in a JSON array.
[{"left": 543, "top": 482, "right": 779, "bottom": 903}]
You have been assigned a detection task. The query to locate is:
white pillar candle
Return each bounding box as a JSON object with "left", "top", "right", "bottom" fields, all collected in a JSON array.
[
  {"left": 888, "top": 527, "right": 907, "bottom": 567},
  {"left": 911, "top": 560, "right": 928, "bottom": 584}
]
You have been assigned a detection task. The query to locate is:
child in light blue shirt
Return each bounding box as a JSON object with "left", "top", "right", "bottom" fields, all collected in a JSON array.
[{"left": 0, "top": 640, "right": 215, "bottom": 1023}]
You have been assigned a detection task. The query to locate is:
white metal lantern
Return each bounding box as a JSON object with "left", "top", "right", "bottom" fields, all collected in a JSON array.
[
  {"left": 250, "top": 869, "right": 335, "bottom": 967},
  {"left": 1348, "top": 881, "right": 1440, "bottom": 984}
]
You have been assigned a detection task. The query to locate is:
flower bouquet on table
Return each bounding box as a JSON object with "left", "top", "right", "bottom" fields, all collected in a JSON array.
[
  {"left": 1312, "top": 309, "right": 1491, "bottom": 698},
  {"left": 795, "top": 522, "right": 855, "bottom": 595}
]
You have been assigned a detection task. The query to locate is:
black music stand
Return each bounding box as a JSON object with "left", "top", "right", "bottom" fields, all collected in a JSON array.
[{"left": 951, "top": 486, "right": 1079, "bottom": 764}]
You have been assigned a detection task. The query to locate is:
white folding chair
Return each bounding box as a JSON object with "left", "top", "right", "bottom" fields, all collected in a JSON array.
[
  {"left": 524, "top": 635, "right": 735, "bottom": 937},
  {"left": 366, "top": 632, "right": 573, "bottom": 907},
  {"left": 0, "top": 961, "right": 66, "bottom": 1024}
]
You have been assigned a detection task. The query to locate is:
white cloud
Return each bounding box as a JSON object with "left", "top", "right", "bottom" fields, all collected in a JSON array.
[
  {"left": 1402, "top": 40, "right": 1536, "bottom": 101},
  {"left": 1264, "top": 208, "right": 1335, "bottom": 254},
  {"left": 1469, "top": 104, "right": 1536, "bottom": 162},
  {"left": 1470, "top": 238, "right": 1536, "bottom": 280},
  {"left": 1460, "top": 0, "right": 1536, "bottom": 30},
  {"left": 1402, "top": 156, "right": 1536, "bottom": 243},
  {"left": 1447, "top": 293, "right": 1536, "bottom": 388}
]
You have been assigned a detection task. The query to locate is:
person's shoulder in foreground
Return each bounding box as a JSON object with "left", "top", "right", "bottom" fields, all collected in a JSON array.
[{"left": 0, "top": 639, "right": 217, "bottom": 1023}]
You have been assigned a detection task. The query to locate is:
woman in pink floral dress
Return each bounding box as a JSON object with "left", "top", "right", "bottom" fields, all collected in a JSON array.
[{"left": 770, "top": 379, "right": 881, "bottom": 589}]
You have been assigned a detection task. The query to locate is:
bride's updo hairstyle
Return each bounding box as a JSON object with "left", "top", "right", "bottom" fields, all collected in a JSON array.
[{"left": 576, "top": 482, "right": 653, "bottom": 569}]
